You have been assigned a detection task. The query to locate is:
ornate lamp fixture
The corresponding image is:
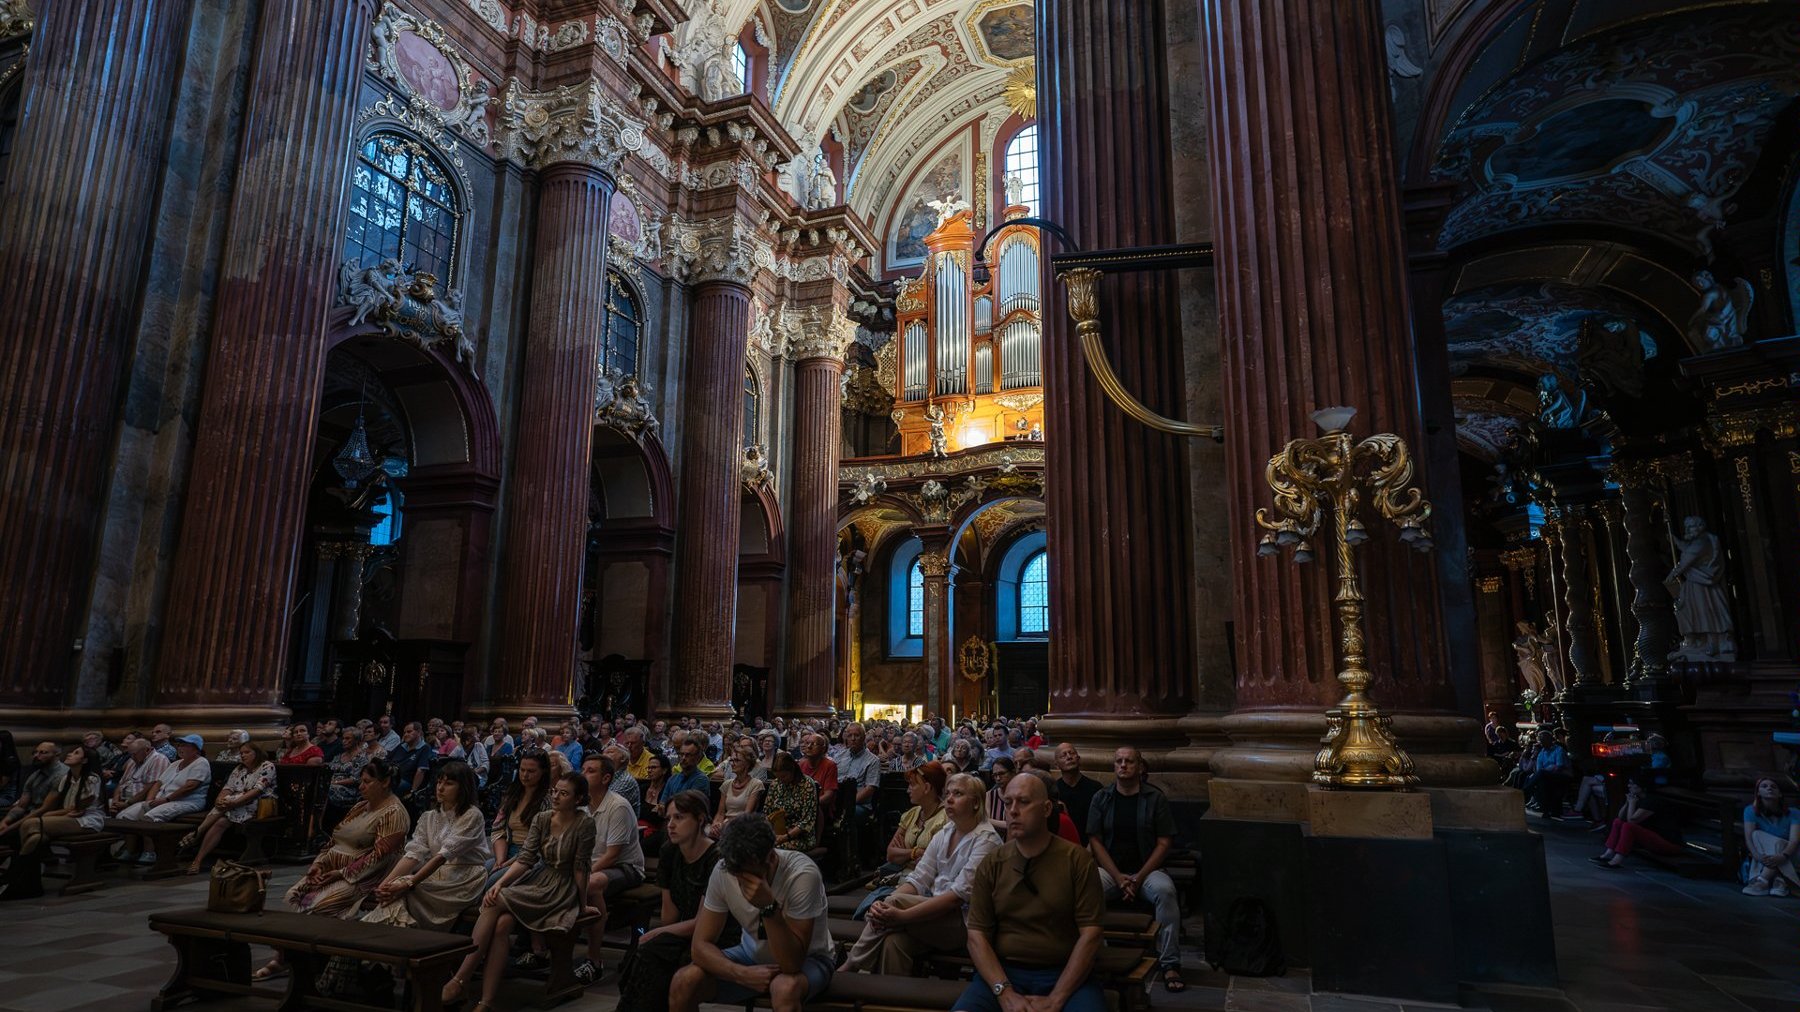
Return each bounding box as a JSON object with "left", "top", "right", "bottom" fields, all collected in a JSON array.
[
  {"left": 1255, "top": 406, "right": 1434, "bottom": 788},
  {"left": 332, "top": 410, "right": 380, "bottom": 488}
]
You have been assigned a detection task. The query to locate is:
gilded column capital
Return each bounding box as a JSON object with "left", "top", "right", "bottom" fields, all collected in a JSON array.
[
  {"left": 0, "top": 0, "right": 32, "bottom": 40},
  {"left": 917, "top": 550, "right": 953, "bottom": 579},
  {"left": 665, "top": 213, "right": 772, "bottom": 286},
  {"left": 496, "top": 76, "right": 645, "bottom": 173}
]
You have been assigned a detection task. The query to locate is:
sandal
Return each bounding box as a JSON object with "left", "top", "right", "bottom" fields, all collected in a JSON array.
[
  {"left": 1161, "top": 967, "right": 1187, "bottom": 993},
  {"left": 441, "top": 974, "right": 467, "bottom": 1004},
  {"left": 251, "top": 960, "right": 288, "bottom": 982},
  {"left": 177, "top": 831, "right": 199, "bottom": 851}
]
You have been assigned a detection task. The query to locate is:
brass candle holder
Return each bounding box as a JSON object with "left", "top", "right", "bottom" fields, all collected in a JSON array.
[{"left": 1256, "top": 406, "right": 1433, "bottom": 789}]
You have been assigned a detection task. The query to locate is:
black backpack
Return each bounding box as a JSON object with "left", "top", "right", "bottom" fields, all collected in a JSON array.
[{"left": 1206, "top": 896, "right": 1286, "bottom": 976}]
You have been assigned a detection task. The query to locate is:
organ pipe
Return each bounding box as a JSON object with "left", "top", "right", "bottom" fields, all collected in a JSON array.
[
  {"left": 975, "top": 343, "right": 994, "bottom": 394},
  {"left": 903, "top": 320, "right": 927, "bottom": 401},
  {"left": 934, "top": 250, "right": 968, "bottom": 395}
]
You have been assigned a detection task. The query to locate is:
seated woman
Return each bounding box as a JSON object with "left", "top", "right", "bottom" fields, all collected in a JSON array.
[
  {"left": 450, "top": 728, "right": 490, "bottom": 787},
  {"left": 323, "top": 728, "right": 372, "bottom": 830},
  {"left": 182, "top": 742, "right": 276, "bottom": 874},
  {"left": 856, "top": 760, "right": 948, "bottom": 919},
  {"left": 278, "top": 723, "right": 324, "bottom": 765},
  {"left": 944, "top": 738, "right": 977, "bottom": 774},
  {"left": 443, "top": 772, "right": 596, "bottom": 1011},
  {"left": 256, "top": 757, "right": 411, "bottom": 981},
  {"left": 763, "top": 751, "right": 819, "bottom": 852},
  {"left": 1741, "top": 776, "right": 1799, "bottom": 896},
  {"left": 365, "top": 760, "right": 492, "bottom": 929},
  {"left": 711, "top": 750, "right": 764, "bottom": 838},
  {"left": 5, "top": 743, "right": 104, "bottom": 899},
  {"left": 489, "top": 750, "right": 551, "bottom": 888},
  {"left": 638, "top": 751, "right": 674, "bottom": 848},
  {"left": 985, "top": 757, "right": 1017, "bottom": 830},
  {"left": 619, "top": 790, "right": 736, "bottom": 1012},
  {"left": 1591, "top": 778, "right": 1682, "bottom": 869}
]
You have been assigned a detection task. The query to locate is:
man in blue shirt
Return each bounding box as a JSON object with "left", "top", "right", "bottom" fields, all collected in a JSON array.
[
  {"left": 389, "top": 722, "right": 434, "bottom": 806},
  {"left": 666, "top": 732, "right": 712, "bottom": 798},
  {"left": 555, "top": 720, "right": 584, "bottom": 770}
]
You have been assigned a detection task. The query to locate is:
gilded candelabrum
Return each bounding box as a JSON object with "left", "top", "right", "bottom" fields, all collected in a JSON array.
[{"left": 1256, "top": 406, "right": 1434, "bottom": 789}]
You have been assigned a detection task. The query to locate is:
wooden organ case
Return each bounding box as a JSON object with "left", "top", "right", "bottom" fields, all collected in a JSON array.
[{"left": 891, "top": 204, "right": 1045, "bottom": 456}]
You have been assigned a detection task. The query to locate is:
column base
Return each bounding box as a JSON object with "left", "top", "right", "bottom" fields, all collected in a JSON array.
[
  {"left": 1039, "top": 711, "right": 1216, "bottom": 799},
  {"left": 777, "top": 705, "right": 836, "bottom": 721},
  {"left": 0, "top": 704, "right": 292, "bottom": 748},
  {"left": 662, "top": 703, "right": 738, "bottom": 721},
  {"left": 466, "top": 702, "right": 581, "bottom": 726},
  {"left": 1209, "top": 708, "right": 1495, "bottom": 787}
]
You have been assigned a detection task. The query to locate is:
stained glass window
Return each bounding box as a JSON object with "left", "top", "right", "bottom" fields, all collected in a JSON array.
[
  {"left": 1019, "top": 549, "right": 1048, "bottom": 635},
  {"left": 344, "top": 133, "right": 459, "bottom": 280},
  {"left": 1003, "top": 124, "right": 1040, "bottom": 217},
  {"left": 908, "top": 559, "right": 925, "bottom": 637},
  {"left": 601, "top": 271, "right": 641, "bottom": 375}
]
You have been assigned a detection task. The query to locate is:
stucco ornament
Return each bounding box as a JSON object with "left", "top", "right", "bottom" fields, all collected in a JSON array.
[
  {"left": 338, "top": 260, "right": 476, "bottom": 367},
  {"left": 594, "top": 366, "right": 660, "bottom": 438},
  {"left": 496, "top": 76, "right": 647, "bottom": 172}
]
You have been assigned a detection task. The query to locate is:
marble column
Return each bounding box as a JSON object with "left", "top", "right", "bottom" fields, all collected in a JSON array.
[
  {"left": 1554, "top": 510, "right": 1602, "bottom": 688},
  {"left": 783, "top": 318, "right": 854, "bottom": 718},
  {"left": 153, "top": 0, "right": 376, "bottom": 725},
  {"left": 669, "top": 273, "right": 752, "bottom": 718},
  {"left": 488, "top": 160, "right": 615, "bottom": 720},
  {"left": 1613, "top": 466, "right": 1676, "bottom": 683},
  {"left": 1037, "top": 0, "right": 1198, "bottom": 759},
  {"left": 1202, "top": 0, "right": 1487, "bottom": 783},
  {"left": 0, "top": 0, "right": 192, "bottom": 711},
  {"left": 919, "top": 548, "right": 956, "bottom": 721}
]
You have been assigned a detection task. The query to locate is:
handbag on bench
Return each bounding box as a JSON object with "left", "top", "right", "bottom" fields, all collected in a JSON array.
[{"left": 207, "top": 859, "right": 271, "bottom": 914}]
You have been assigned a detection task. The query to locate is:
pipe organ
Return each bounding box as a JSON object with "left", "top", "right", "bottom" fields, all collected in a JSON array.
[{"left": 890, "top": 203, "right": 1044, "bottom": 457}]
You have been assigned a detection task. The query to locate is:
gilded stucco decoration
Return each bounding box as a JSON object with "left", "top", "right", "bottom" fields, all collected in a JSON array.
[
  {"left": 663, "top": 213, "right": 775, "bottom": 285},
  {"left": 0, "top": 0, "right": 31, "bottom": 40},
  {"left": 338, "top": 260, "right": 477, "bottom": 369},
  {"left": 594, "top": 367, "right": 661, "bottom": 439}
]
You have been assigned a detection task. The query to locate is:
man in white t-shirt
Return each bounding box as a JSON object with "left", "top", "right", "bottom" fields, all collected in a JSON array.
[
  {"left": 671, "top": 813, "right": 834, "bottom": 1012},
  {"left": 116, "top": 734, "right": 213, "bottom": 864},
  {"left": 577, "top": 753, "right": 646, "bottom": 985}
]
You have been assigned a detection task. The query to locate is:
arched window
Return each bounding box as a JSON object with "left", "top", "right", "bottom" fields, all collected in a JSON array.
[
  {"left": 1003, "top": 124, "right": 1040, "bottom": 217},
  {"left": 345, "top": 133, "right": 460, "bottom": 279},
  {"left": 743, "top": 366, "right": 760, "bottom": 446},
  {"left": 887, "top": 538, "right": 925, "bottom": 657},
  {"left": 908, "top": 559, "right": 926, "bottom": 637},
  {"left": 0, "top": 81, "right": 21, "bottom": 189},
  {"left": 731, "top": 42, "right": 751, "bottom": 94},
  {"left": 601, "top": 270, "right": 641, "bottom": 375},
  {"left": 1018, "top": 549, "right": 1048, "bottom": 635},
  {"left": 368, "top": 487, "right": 403, "bottom": 547}
]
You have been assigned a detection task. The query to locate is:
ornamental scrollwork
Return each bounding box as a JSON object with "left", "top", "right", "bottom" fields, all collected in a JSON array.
[
  {"left": 369, "top": 6, "right": 493, "bottom": 147},
  {"left": 339, "top": 260, "right": 476, "bottom": 368},
  {"left": 496, "top": 76, "right": 647, "bottom": 172},
  {"left": 0, "top": 0, "right": 31, "bottom": 39},
  {"left": 663, "top": 213, "right": 773, "bottom": 286},
  {"left": 594, "top": 366, "right": 660, "bottom": 439},
  {"left": 741, "top": 444, "right": 773, "bottom": 491}
]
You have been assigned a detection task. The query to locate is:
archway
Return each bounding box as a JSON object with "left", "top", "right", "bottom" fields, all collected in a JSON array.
[{"left": 584, "top": 424, "right": 675, "bottom": 717}]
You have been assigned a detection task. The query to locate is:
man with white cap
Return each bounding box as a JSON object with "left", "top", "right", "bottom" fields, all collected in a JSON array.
[{"left": 119, "top": 735, "right": 211, "bottom": 823}]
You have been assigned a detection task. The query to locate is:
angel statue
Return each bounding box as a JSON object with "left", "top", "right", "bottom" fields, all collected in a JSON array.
[
  {"left": 926, "top": 194, "right": 971, "bottom": 226},
  {"left": 1686, "top": 270, "right": 1753, "bottom": 350},
  {"left": 923, "top": 403, "right": 948, "bottom": 458},
  {"left": 1536, "top": 373, "right": 1586, "bottom": 430},
  {"left": 1666, "top": 515, "right": 1736, "bottom": 661},
  {"left": 1512, "top": 621, "right": 1557, "bottom": 694},
  {"left": 341, "top": 258, "right": 403, "bottom": 326}
]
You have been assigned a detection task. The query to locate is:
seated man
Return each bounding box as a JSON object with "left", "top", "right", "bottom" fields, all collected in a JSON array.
[
  {"left": 116, "top": 734, "right": 212, "bottom": 863},
  {"left": 0, "top": 742, "right": 67, "bottom": 844},
  {"left": 1088, "top": 747, "right": 1185, "bottom": 991},
  {"left": 843, "top": 771, "right": 1001, "bottom": 974},
  {"left": 577, "top": 753, "right": 647, "bottom": 984},
  {"left": 957, "top": 771, "right": 1106, "bottom": 1012},
  {"left": 108, "top": 738, "right": 169, "bottom": 816},
  {"left": 837, "top": 722, "right": 882, "bottom": 817},
  {"left": 671, "top": 814, "right": 834, "bottom": 1012},
  {"left": 666, "top": 733, "right": 713, "bottom": 798}
]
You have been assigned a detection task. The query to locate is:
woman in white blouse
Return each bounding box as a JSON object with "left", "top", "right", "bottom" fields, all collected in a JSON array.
[
  {"left": 711, "top": 750, "right": 764, "bottom": 837},
  {"left": 183, "top": 742, "right": 276, "bottom": 874},
  {"left": 364, "top": 760, "right": 493, "bottom": 930}
]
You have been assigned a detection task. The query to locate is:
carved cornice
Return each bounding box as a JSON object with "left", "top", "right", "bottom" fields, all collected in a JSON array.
[
  {"left": 1707, "top": 402, "right": 1798, "bottom": 450},
  {"left": 496, "top": 76, "right": 647, "bottom": 172},
  {"left": 846, "top": 445, "right": 1045, "bottom": 483},
  {"left": 0, "top": 0, "right": 32, "bottom": 40},
  {"left": 664, "top": 213, "right": 772, "bottom": 286}
]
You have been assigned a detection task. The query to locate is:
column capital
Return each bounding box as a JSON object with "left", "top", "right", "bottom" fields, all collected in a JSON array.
[
  {"left": 665, "top": 212, "right": 771, "bottom": 286},
  {"left": 497, "top": 76, "right": 645, "bottom": 173},
  {"left": 0, "top": 0, "right": 34, "bottom": 39},
  {"left": 781, "top": 303, "right": 856, "bottom": 364},
  {"left": 917, "top": 549, "right": 953, "bottom": 579}
]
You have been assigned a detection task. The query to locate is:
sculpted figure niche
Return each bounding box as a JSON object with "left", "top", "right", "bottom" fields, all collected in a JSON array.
[{"left": 1666, "top": 516, "right": 1735, "bottom": 662}]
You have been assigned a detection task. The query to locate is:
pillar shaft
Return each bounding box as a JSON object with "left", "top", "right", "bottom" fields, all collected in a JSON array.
[
  {"left": 919, "top": 549, "right": 955, "bottom": 722},
  {"left": 489, "top": 162, "right": 615, "bottom": 718},
  {"left": 0, "top": 0, "right": 192, "bottom": 707},
  {"left": 1038, "top": 0, "right": 1196, "bottom": 750},
  {"left": 154, "top": 0, "right": 376, "bottom": 716},
  {"left": 1556, "top": 511, "right": 1602, "bottom": 687},
  {"left": 669, "top": 280, "right": 750, "bottom": 717},
  {"left": 1618, "top": 482, "right": 1676, "bottom": 681},
  {"left": 783, "top": 352, "right": 844, "bottom": 718},
  {"left": 1202, "top": 0, "right": 1482, "bottom": 782}
]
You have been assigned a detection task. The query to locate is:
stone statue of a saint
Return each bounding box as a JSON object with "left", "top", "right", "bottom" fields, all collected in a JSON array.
[
  {"left": 1512, "top": 621, "right": 1551, "bottom": 695},
  {"left": 1666, "top": 515, "right": 1735, "bottom": 662},
  {"left": 1686, "top": 270, "right": 1753, "bottom": 351},
  {"left": 806, "top": 152, "right": 838, "bottom": 210},
  {"left": 1536, "top": 373, "right": 1586, "bottom": 430}
]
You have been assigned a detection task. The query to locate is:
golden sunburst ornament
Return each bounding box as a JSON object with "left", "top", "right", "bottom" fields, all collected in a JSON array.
[{"left": 1003, "top": 61, "right": 1035, "bottom": 120}]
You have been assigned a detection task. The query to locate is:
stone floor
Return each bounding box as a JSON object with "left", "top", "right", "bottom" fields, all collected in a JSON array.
[{"left": 0, "top": 818, "right": 1793, "bottom": 1011}]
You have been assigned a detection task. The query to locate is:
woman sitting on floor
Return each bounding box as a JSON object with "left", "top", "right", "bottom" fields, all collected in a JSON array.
[
  {"left": 619, "top": 789, "right": 734, "bottom": 1012},
  {"left": 365, "top": 760, "right": 492, "bottom": 929},
  {"left": 1591, "top": 778, "right": 1682, "bottom": 869},
  {"left": 1741, "top": 776, "right": 1799, "bottom": 897},
  {"left": 4, "top": 743, "right": 104, "bottom": 899},
  {"left": 443, "top": 771, "right": 596, "bottom": 1012},
  {"left": 763, "top": 750, "right": 819, "bottom": 853},
  {"left": 182, "top": 741, "right": 276, "bottom": 874},
  {"left": 255, "top": 757, "right": 411, "bottom": 981}
]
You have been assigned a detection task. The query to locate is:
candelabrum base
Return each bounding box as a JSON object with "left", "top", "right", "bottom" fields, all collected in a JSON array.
[{"left": 1313, "top": 709, "right": 1419, "bottom": 789}]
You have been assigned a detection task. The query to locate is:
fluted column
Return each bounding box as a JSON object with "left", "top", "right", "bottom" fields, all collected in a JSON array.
[
  {"left": 1612, "top": 464, "right": 1676, "bottom": 685},
  {"left": 1554, "top": 510, "right": 1602, "bottom": 688},
  {"left": 783, "top": 317, "right": 854, "bottom": 718},
  {"left": 0, "top": 0, "right": 192, "bottom": 710},
  {"left": 669, "top": 273, "right": 752, "bottom": 718},
  {"left": 487, "top": 161, "right": 615, "bottom": 719},
  {"left": 919, "top": 548, "right": 956, "bottom": 720},
  {"left": 152, "top": 0, "right": 375, "bottom": 722},
  {"left": 1203, "top": 0, "right": 1485, "bottom": 783},
  {"left": 1038, "top": 0, "right": 1197, "bottom": 758}
]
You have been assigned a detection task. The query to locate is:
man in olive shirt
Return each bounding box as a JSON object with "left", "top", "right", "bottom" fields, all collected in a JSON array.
[{"left": 957, "top": 771, "right": 1106, "bottom": 1012}]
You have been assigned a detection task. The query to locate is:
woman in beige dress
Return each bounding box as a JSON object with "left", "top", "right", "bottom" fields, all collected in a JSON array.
[
  {"left": 364, "top": 760, "right": 492, "bottom": 930},
  {"left": 710, "top": 750, "right": 764, "bottom": 837},
  {"left": 443, "top": 771, "right": 596, "bottom": 1011},
  {"left": 255, "top": 757, "right": 411, "bottom": 981}
]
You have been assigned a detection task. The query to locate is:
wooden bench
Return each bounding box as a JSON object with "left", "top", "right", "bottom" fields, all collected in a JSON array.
[
  {"left": 45, "top": 830, "right": 122, "bottom": 895},
  {"left": 539, "top": 910, "right": 603, "bottom": 1004},
  {"left": 924, "top": 945, "right": 1157, "bottom": 1012},
  {"left": 741, "top": 972, "right": 972, "bottom": 1011},
  {"left": 148, "top": 907, "right": 474, "bottom": 1012},
  {"left": 106, "top": 815, "right": 203, "bottom": 878}
]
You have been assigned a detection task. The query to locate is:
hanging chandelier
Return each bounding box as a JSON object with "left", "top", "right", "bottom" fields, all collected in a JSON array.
[{"left": 333, "top": 410, "right": 380, "bottom": 488}]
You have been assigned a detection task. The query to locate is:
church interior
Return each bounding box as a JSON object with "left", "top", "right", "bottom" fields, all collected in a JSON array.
[{"left": 0, "top": 0, "right": 1797, "bottom": 1009}]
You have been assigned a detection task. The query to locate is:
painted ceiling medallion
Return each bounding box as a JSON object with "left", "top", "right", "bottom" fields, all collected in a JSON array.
[{"left": 967, "top": 0, "right": 1034, "bottom": 65}]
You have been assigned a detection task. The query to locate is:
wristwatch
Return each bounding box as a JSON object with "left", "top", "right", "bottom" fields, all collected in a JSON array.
[
  {"left": 758, "top": 901, "right": 781, "bottom": 920},
  {"left": 991, "top": 980, "right": 1012, "bottom": 997}
]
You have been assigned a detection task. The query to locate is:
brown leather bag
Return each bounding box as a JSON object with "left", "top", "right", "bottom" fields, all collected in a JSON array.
[{"left": 207, "top": 860, "right": 271, "bottom": 914}]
